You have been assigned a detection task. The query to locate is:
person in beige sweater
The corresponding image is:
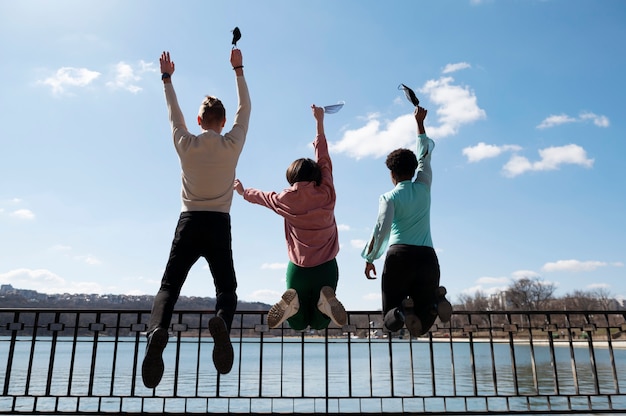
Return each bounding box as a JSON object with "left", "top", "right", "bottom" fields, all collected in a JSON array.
[{"left": 142, "top": 48, "right": 251, "bottom": 389}]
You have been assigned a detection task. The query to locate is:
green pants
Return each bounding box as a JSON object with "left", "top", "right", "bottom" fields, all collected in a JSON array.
[{"left": 286, "top": 258, "right": 339, "bottom": 330}]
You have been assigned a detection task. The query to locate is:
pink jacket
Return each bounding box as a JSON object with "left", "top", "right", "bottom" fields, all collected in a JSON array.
[{"left": 243, "top": 134, "right": 339, "bottom": 267}]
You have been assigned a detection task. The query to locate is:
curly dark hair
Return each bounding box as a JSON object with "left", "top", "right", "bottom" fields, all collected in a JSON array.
[
  {"left": 286, "top": 158, "right": 322, "bottom": 186},
  {"left": 385, "top": 148, "right": 418, "bottom": 178}
]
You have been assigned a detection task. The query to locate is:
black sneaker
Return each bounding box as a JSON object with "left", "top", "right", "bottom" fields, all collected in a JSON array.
[
  {"left": 436, "top": 286, "right": 453, "bottom": 323},
  {"left": 209, "top": 316, "right": 234, "bottom": 375},
  {"left": 401, "top": 297, "right": 422, "bottom": 337},
  {"left": 141, "top": 327, "right": 168, "bottom": 388}
]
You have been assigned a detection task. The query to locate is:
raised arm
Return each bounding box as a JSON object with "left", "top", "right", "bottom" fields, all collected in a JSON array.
[
  {"left": 414, "top": 106, "right": 434, "bottom": 187},
  {"left": 160, "top": 51, "right": 188, "bottom": 133},
  {"left": 230, "top": 48, "right": 244, "bottom": 77},
  {"left": 224, "top": 48, "right": 251, "bottom": 146},
  {"left": 312, "top": 104, "right": 325, "bottom": 137},
  {"left": 311, "top": 104, "right": 334, "bottom": 189}
]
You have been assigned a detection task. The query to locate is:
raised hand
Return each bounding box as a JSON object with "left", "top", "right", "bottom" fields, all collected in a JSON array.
[{"left": 160, "top": 51, "right": 175, "bottom": 75}]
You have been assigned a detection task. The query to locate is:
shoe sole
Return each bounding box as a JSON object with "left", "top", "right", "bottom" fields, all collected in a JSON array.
[
  {"left": 404, "top": 314, "right": 423, "bottom": 337},
  {"left": 141, "top": 328, "right": 168, "bottom": 388},
  {"left": 401, "top": 298, "right": 422, "bottom": 337},
  {"left": 267, "top": 289, "right": 299, "bottom": 329},
  {"left": 209, "top": 316, "right": 234, "bottom": 375},
  {"left": 436, "top": 286, "right": 453, "bottom": 323},
  {"left": 319, "top": 286, "right": 347, "bottom": 327},
  {"left": 437, "top": 298, "right": 453, "bottom": 323}
]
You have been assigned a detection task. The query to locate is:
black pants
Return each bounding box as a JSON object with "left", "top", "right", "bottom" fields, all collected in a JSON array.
[
  {"left": 148, "top": 211, "right": 238, "bottom": 333},
  {"left": 381, "top": 244, "right": 440, "bottom": 333}
]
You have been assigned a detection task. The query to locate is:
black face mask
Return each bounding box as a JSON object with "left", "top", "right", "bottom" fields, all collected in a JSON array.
[
  {"left": 399, "top": 83, "right": 419, "bottom": 107},
  {"left": 231, "top": 27, "right": 241, "bottom": 48}
]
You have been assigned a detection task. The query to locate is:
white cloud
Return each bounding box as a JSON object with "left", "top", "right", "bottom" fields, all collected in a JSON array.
[
  {"left": 476, "top": 276, "right": 510, "bottom": 285},
  {"left": 337, "top": 224, "right": 351, "bottom": 231},
  {"left": 502, "top": 144, "right": 593, "bottom": 177},
  {"left": 542, "top": 259, "right": 608, "bottom": 273},
  {"left": 0, "top": 268, "right": 103, "bottom": 294},
  {"left": 329, "top": 113, "right": 415, "bottom": 159},
  {"left": 39, "top": 67, "right": 101, "bottom": 95},
  {"left": 10, "top": 209, "right": 35, "bottom": 220},
  {"left": 442, "top": 62, "right": 471, "bottom": 74},
  {"left": 248, "top": 289, "right": 282, "bottom": 303},
  {"left": 537, "top": 112, "right": 610, "bottom": 129},
  {"left": 462, "top": 142, "right": 522, "bottom": 162},
  {"left": 422, "top": 76, "right": 487, "bottom": 138},
  {"left": 350, "top": 239, "right": 367, "bottom": 249},
  {"left": 580, "top": 112, "right": 610, "bottom": 127},
  {"left": 106, "top": 60, "right": 157, "bottom": 93},
  {"left": 587, "top": 282, "right": 610, "bottom": 290},
  {"left": 330, "top": 70, "right": 486, "bottom": 159},
  {"left": 261, "top": 262, "right": 287, "bottom": 270},
  {"left": 511, "top": 270, "right": 541, "bottom": 280},
  {"left": 75, "top": 254, "right": 102, "bottom": 266}
]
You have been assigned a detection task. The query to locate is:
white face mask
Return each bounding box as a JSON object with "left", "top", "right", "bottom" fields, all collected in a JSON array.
[{"left": 323, "top": 102, "right": 345, "bottom": 114}]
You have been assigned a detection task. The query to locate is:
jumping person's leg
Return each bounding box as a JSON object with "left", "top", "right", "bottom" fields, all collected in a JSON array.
[
  {"left": 381, "top": 245, "right": 413, "bottom": 332},
  {"left": 203, "top": 212, "right": 237, "bottom": 375},
  {"left": 143, "top": 213, "right": 201, "bottom": 388},
  {"left": 285, "top": 262, "right": 315, "bottom": 331},
  {"left": 409, "top": 246, "right": 441, "bottom": 335},
  {"left": 312, "top": 259, "right": 346, "bottom": 329}
]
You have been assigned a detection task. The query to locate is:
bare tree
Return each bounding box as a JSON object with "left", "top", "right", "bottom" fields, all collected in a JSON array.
[
  {"left": 506, "top": 276, "right": 556, "bottom": 311},
  {"left": 457, "top": 291, "right": 490, "bottom": 311},
  {"left": 592, "top": 287, "right": 616, "bottom": 310},
  {"left": 563, "top": 289, "right": 599, "bottom": 310}
]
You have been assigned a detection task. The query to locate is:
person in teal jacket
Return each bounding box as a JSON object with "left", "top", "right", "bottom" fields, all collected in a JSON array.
[{"left": 362, "top": 106, "right": 452, "bottom": 337}]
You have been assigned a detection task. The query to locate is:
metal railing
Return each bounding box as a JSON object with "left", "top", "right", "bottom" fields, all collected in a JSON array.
[{"left": 2, "top": 308, "right": 626, "bottom": 414}]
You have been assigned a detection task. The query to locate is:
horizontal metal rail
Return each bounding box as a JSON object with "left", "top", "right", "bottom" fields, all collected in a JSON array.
[{"left": 1, "top": 308, "right": 626, "bottom": 414}]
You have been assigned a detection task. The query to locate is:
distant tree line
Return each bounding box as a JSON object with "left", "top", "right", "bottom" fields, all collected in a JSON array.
[{"left": 455, "top": 276, "right": 622, "bottom": 312}]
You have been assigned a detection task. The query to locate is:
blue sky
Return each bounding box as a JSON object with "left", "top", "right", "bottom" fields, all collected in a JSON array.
[{"left": 1, "top": 0, "right": 625, "bottom": 311}]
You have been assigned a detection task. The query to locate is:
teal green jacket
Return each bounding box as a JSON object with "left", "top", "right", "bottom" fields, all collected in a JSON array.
[{"left": 362, "top": 133, "right": 434, "bottom": 263}]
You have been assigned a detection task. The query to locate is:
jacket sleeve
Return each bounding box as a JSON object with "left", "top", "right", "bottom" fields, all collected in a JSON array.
[
  {"left": 415, "top": 133, "right": 435, "bottom": 187},
  {"left": 361, "top": 196, "right": 394, "bottom": 263}
]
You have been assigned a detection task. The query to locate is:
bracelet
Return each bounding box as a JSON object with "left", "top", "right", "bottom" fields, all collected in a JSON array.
[
  {"left": 232, "top": 65, "right": 244, "bottom": 70},
  {"left": 161, "top": 73, "right": 171, "bottom": 80}
]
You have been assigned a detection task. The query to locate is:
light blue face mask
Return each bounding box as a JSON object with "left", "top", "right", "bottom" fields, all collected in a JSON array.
[{"left": 323, "top": 102, "right": 345, "bottom": 114}]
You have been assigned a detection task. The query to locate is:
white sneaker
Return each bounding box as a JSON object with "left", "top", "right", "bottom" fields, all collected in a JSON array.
[
  {"left": 267, "top": 289, "right": 300, "bottom": 328},
  {"left": 317, "top": 286, "right": 347, "bottom": 327}
]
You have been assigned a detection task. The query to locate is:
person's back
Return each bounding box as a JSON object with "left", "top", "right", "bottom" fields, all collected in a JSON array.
[
  {"left": 362, "top": 106, "right": 451, "bottom": 338},
  {"left": 142, "top": 48, "right": 250, "bottom": 390},
  {"left": 385, "top": 177, "right": 432, "bottom": 248},
  {"left": 166, "top": 70, "right": 250, "bottom": 213},
  {"left": 234, "top": 105, "right": 346, "bottom": 331}
]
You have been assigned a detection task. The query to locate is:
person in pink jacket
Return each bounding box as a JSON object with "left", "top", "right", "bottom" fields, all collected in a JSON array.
[{"left": 234, "top": 105, "right": 346, "bottom": 330}]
